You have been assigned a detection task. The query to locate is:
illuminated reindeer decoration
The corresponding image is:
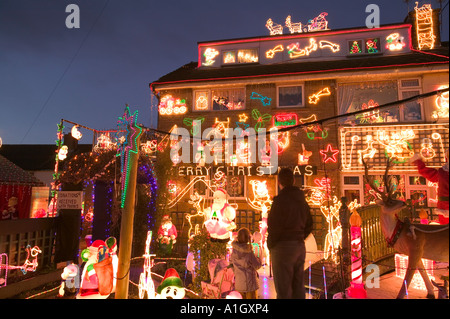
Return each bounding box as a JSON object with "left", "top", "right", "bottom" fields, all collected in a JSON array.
[{"left": 362, "top": 158, "right": 449, "bottom": 299}]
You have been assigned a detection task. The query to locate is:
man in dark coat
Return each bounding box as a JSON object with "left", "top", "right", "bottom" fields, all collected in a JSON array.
[{"left": 267, "top": 168, "right": 313, "bottom": 299}]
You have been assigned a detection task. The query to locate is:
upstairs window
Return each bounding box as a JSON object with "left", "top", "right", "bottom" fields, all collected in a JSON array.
[{"left": 194, "top": 88, "right": 245, "bottom": 111}]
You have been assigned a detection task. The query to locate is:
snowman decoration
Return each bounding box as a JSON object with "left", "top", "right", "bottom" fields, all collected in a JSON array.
[
  {"left": 203, "top": 189, "right": 236, "bottom": 242},
  {"left": 156, "top": 268, "right": 185, "bottom": 299}
]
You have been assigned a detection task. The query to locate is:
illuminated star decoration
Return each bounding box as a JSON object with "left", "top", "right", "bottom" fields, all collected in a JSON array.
[
  {"left": 320, "top": 144, "right": 340, "bottom": 163},
  {"left": 117, "top": 105, "right": 143, "bottom": 208}
]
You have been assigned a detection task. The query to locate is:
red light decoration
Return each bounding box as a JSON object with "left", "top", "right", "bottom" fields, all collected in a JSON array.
[{"left": 320, "top": 144, "right": 339, "bottom": 163}]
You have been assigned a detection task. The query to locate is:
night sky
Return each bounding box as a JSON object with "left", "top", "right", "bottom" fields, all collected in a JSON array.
[{"left": 0, "top": 0, "right": 448, "bottom": 145}]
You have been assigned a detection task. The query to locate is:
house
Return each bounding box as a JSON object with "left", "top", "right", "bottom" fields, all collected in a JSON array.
[{"left": 150, "top": 5, "right": 448, "bottom": 245}]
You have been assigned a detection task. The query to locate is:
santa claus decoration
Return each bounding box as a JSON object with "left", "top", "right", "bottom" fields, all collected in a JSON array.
[
  {"left": 157, "top": 215, "right": 178, "bottom": 256},
  {"left": 76, "top": 238, "right": 115, "bottom": 299},
  {"left": 410, "top": 149, "right": 449, "bottom": 225},
  {"left": 203, "top": 189, "right": 236, "bottom": 242}
]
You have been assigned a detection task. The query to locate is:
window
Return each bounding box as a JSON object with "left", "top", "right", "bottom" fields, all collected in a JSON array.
[
  {"left": 398, "top": 78, "right": 423, "bottom": 122},
  {"left": 277, "top": 85, "right": 304, "bottom": 108},
  {"left": 222, "top": 49, "right": 258, "bottom": 65},
  {"left": 193, "top": 88, "right": 245, "bottom": 111},
  {"left": 338, "top": 79, "right": 423, "bottom": 124}
]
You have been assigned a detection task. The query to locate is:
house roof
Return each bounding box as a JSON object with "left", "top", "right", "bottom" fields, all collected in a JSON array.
[
  {"left": 0, "top": 144, "right": 93, "bottom": 171},
  {"left": 150, "top": 45, "right": 449, "bottom": 91},
  {"left": 0, "top": 154, "right": 45, "bottom": 186}
]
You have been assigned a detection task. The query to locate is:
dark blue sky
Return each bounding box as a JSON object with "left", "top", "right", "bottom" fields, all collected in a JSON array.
[{"left": 0, "top": 0, "right": 448, "bottom": 145}]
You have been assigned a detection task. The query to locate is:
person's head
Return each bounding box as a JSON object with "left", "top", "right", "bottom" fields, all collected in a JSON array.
[
  {"left": 236, "top": 227, "right": 251, "bottom": 244},
  {"left": 278, "top": 168, "right": 294, "bottom": 189}
]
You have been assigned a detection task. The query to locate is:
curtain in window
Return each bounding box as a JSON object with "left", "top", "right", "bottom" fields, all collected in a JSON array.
[{"left": 338, "top": 81, "right": 398, "bottom": 124}]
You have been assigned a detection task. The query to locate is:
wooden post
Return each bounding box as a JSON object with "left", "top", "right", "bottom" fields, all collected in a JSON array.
[{"left": 115, "top": 107, "right": 143, "bottom": 299}]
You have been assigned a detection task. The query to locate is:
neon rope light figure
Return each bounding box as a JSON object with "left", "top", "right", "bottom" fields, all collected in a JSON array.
[
  {"left": 266, "top": 18, "right": 283, "bottom": 35},
  {"left": 386, "top": 33, "right": 406, "bottom": 51},
  {"left": 320, "top": 144, "right": 339, "bottom": 163},
  {"left": 203, "top": 48, "right": 219, "bottom": 66},
  {"left": 414, "top": 2, "right": 436, "bottom": 50},
  {"left": 319, "top": 40, "right": 340, "bottom": 52},
  {"left": 265, "top": 44, "right": 284, "bottom": 58},
  {"left": 285, "top": 15, "right": 303, "bottom": 34},
  {"left": 321, "top": 197, "right": 342, "bottom": 262},
  {"left": 139, "top": 231, "right": 157, "bottom": 299},
  {"left": 432, "top": 85, "right": 449, "bottom": 119},
  {"left": 308, "top": 87, "right": 331, "bottom": 104},
  {"left": 307, "top": 12, "right": 329, "bottom": 32}
]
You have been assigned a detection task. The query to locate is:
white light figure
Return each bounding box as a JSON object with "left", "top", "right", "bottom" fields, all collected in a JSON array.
[
  {"left": 266, "top": 18, "right": 283, "bottom": 35},
  {"left": 71, "top": 125, "right": 82, "bottom": 140},
  {"left": 139, "top": 231, "right": 157, "bottom": 299},
  {"left": 321, "top": 196, "right": 342, "bottom": 262}
]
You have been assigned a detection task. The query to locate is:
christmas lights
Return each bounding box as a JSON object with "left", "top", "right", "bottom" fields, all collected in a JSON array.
[
  {"left": 285, "top": 15, "right": 303, "bottom": 34},
  {"left": 117, "top": 106, "right": 143, "bottom": 208},
  {"left": 395, "top": 254, "right": 435, "bottom": 290},
  {"left": 385, "top": 33, "right": 406, "bottom": 51},
  {"left": 349, "top": 40, "right": 362, "bottom": 54},
  {"left": 287, "top": 38, "right": 318, "bottom": 58},
  {"left": 252, "top": 109, "right": 272, "bottom": 132},
  {"left": 298, "top": 144, "right": 312, "bottom": 165},
  {"left": 159, "top": 95, "right": 187, "bottom": 115},
  {"left": 71, "top": 125, "right": 82, "bottom": 140},
  {"left": 319, "top": 40, "right": 340, "bottom": 52},
  {"left": 320, "top": 196, "right": 342, "bottom": 262},
  {"left": 203, "top": 48, "right": 220, "bottom": 66},
  {"left": 250, "top": 92, "right": 272, "bottom": 106},
  {"left": 58, "top": 145, "right": 69, "bottom": 161},
  {"left": 307, "top": 12, "right": 329, "bottom": 32},
  {"left": 308, "top": 87, "right": 331, "bottom": 104},
  {"left": 365, "top": 38, "right": 379, "bottom": 54},
  {"left": 183, "top": 117, "right": 205, "bottom": 136},
  {"left": 247, "top": 180, "right": 273, "bottom": 212},
  {"left": 320, "top": 144, "right": 339, "bottom": 163},
  {"left": 432, "top": 85, "right": 449, "bottom": 119},
  {"left": 272, "top": 113, "right": 298, "bottom": 128},
  {"left": 266, "top": 18, "right": 283, "bottom": 35},
  {"left": 265, "top": 44, "right": 284, "bottom": 59},
  {"left": 414, "top": 2, "right": 436, "bottom": 50}
]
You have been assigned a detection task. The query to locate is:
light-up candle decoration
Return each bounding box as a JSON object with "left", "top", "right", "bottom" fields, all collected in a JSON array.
[{"left": 347, "top": 210, "right": 367, "bottom": 298}]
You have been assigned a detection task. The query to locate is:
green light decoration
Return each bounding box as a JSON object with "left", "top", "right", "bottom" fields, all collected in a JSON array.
[
  {"left": 183, "top": 117, "right": 205, "bottom": 135},
  {"left": 252, "top": 109, "right": 272, "bottom": 132},
  {"left": 117, "top": 105, "right": 143, "bottom": 208}
]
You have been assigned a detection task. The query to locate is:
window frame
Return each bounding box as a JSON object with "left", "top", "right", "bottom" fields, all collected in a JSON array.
[
  {"left": 276, "top": 84, "right": 305, "bottom": 108},
  {"left": 193, "top": 87, "right": 246, "bottom": 112}
]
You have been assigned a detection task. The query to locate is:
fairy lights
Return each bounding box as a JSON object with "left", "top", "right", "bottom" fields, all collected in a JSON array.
[
  {"left": 71, "top": 125, "right": 82, "bottom": 140},
  {"left": 395, "top": 254, "right": 435, "bottom": 290},
  {"left": 341, "top": 124, "right": 448, "bottom": 171},
  {"left": 386, "top": 33, "right": 406, "bottom": 51},
  {"left": 308, "top": 87, "right": 331, "bottom": 104},
  {"left": 414, "top": 2, "right": 436, "bottom": 50}
]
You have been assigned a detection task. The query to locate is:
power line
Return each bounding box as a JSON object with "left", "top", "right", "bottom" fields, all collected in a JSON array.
[{"left": 20, "top": 0, "right": 110, "bottom": 144}]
